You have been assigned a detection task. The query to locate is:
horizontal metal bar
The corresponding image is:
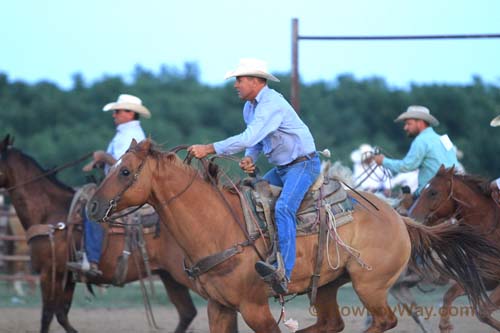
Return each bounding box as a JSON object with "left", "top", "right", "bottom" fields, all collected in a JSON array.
[
  {"left": 0, "top": 274, "right": 38, "bottom": 282},
  {"left": 0, "top": 235, "right": 25, "bottom": 241},
  {"left": 0, "top": 255, "right": 31, "bottom": 261},
  {"left": 298, "top": 34, "right": 500, "bottom": 41}
]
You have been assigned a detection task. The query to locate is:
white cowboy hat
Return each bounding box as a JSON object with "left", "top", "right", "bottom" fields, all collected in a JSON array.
[
  {"left": 350, "top": 143, "right": 373, "bottom": 163},
  {"left": 102, "top": 94, "right": 151, "bottom": 118},
  {"left": 394, "top": 105, "right": 439, "bottom": 127},
  {"left": 491, "top": 115, "right": 500, "bottom": 127},
  {"left": 224, "top": 58, "right": 280, "bottom": 82}
]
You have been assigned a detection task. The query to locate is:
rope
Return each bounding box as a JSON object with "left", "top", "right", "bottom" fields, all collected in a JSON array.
[{"left": 324, "top": 203, "right": 372, "bottom": 271}]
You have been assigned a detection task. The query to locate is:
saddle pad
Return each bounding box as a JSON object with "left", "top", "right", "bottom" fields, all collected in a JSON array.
[{"left": 240, "top": 177, "right": 354, "bottom": 239}]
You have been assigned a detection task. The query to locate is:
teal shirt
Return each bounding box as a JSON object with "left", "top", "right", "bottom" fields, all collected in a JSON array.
[{"left": 382, "top": 127, "right": 459, "bottom": 195}]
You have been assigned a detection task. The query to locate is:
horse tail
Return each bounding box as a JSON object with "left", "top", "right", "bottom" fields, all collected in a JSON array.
[{"left": 403, "top": 216, "right": 499, "bottom": 312}]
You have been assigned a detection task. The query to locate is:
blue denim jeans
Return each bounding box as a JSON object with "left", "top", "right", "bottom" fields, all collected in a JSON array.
[
  {"left": 263, "top": 153, "right": 321, "bottom": 279},
  {"left": 83, "top": 209, "right": 104, "bottom": 264}
]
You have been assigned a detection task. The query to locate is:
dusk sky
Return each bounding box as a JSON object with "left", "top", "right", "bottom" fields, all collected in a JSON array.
[{"left": 2, "top": 0, "right": 499, "bottom": 89}]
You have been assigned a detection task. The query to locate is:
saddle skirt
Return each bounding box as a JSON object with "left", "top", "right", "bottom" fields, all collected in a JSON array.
[{"left": 239, "top": 173, "right": 354, "bottom": 240}]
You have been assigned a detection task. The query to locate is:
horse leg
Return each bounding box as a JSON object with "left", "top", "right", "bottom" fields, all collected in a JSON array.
[
  {"left": 230, "top": 297, "right": 280, "bottom": 333},
  {"left": 157, "top": 271, "right": 198, "bottom": 333},
  {"left": 476, "top": 284, "right": 500, "bottom": 331},
  {"left": 55, "top": 278, "right": 78, "bottom": 333},
  {"left": 389, "top": 282, "right": 430, "bottom": 333},
  {"left": 298, "top": 278, "right": 348, "bottom": 333},
  {"left": 438, "top": 282, "right": 464, "bottom": 333},
  {"left": 352, "top": 278, "right": 398, "bottom": 333},
  {"left": 39, "top": 273, "right": 56, "bottom": 333}
]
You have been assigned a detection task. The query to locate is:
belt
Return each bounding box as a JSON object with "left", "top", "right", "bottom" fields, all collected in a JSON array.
[{"left": 281, "top": 152, "right": 317, "bottom": 168}]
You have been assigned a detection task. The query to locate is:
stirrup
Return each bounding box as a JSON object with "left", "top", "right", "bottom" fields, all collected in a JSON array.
[{"left": 255, "top": 254, "right": 288, "bottom": 294}]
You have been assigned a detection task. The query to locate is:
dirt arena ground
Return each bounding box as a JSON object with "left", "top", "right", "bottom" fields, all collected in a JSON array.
[
  {"left": 1, "top": 302, "right": 497, "bottom": 333},
  {"left": 1, "top": 282, "right": 497, "bottom": 333}
]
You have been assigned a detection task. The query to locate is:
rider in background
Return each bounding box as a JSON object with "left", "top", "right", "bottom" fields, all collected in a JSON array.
[
  {"left": 188, "top": 58, "right": 320, "bottom": 294},
  {"left": 351, "top": 143, "right": 388, "bottom": 193},
  {"left": 372, "top": 105, "right": 460, "bottom": 200},
  {"left": 67, "top": 94, "right": 151, "bottom": 277},
  {"left": 490, "top": 114, "right": 500, "bottom": 204}
]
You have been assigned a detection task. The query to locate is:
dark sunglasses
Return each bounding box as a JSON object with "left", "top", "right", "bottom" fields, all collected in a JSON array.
[{"left": 113, "top": 109, "right": 131, "bottom": 114}]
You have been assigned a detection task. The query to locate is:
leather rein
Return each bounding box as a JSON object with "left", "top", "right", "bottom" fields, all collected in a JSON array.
[
  {"left": 2, "top": 150, "right": 93, "bottom": 192},
  {"left": 99, "top": 146, "right": 265, "bottom": 279}
]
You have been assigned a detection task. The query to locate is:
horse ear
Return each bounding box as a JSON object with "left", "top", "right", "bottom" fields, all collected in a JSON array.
[
  {"left": 438, "top": 164, "right": 446, "bottom": 174},
  {"left": 141, "top": 138, "right": 152, "bottom": 152},
  {"left": 448, "top": 165, "right": 456, "bottom": 174},
  {"left": 1, "top": 134, "right": 12, "bottom": 151},
  {"left": 129, "top": 139, "right": 138, "bottom": 149}
]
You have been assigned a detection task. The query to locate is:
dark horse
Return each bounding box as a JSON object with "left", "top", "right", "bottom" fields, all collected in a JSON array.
[
  {"left": 411, "top": 165, "right": 500, "bottom": 332},
  {"left": 0, "top": 135, "right": 232, "bottom": 333},
  {"left": 88, "top": 139, "right": 499, "bottom": 333}
]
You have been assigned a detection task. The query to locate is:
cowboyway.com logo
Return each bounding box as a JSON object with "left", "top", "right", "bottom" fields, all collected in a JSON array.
[{"left": 312, "top": 304, "right": 475, "bottom": 320}]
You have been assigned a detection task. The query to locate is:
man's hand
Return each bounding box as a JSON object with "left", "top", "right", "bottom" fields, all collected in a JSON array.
[
  {"left": 187, "top": 144, "right": 215, "bottom": 159},
  {"left": 239, "top": 156, "right": 255, "bottom": 174},
  {"left": 82, "top": 150, "right": 113, "bottom": 172},
  {"left": 373, "top": 154, "right": 385, "bottom": 166}
]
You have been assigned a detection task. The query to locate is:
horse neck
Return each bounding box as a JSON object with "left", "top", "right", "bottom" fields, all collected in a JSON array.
[
  {"left": 150, "top": 163, "right": 244, "bottom": 262},
  {"left": 453, "top": 178, "right": 496, "bottom": 226},
  {"left": 7, "top": 156, "right": 74, "bottom": 230}
]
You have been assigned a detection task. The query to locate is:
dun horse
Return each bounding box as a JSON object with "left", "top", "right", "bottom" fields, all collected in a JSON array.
[
  {"left": 411, "top": 165, "right": 500, "bottom": 332},
  {"left": 88, "top": 139, "right": 498, "bottom": 333},
  {"left": 0, "top": 135, "right": 228, "bottom": 333}
]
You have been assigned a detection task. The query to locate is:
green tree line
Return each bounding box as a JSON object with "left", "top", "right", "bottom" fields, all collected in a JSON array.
[{"left": 1, "top": 63, "right": 499, "bottom": 187}]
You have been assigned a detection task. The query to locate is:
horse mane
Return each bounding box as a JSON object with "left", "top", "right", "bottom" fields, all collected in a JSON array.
[
  {"left": 454, "top": 172, "right": 491, "bottom": 198},
  {"left": 135, "top": 141, "right": 222, "bottom": 185},
  {"left": 9, "top": 148, "right": 75, "bottom": 193}
]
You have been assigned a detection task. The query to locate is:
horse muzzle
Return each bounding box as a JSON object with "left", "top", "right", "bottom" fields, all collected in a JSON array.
[{"left": 86, "top": 198, "right": 112, "bottom": 223}]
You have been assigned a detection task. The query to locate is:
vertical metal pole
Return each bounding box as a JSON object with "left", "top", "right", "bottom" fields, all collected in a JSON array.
[{"left": 291, "top": 18, "right": 300, "bottom": 113}]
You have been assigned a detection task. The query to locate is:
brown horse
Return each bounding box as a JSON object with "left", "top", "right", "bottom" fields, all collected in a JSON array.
[
  {"left": 88, "top": 139, "right": 498, "bottom": 333},
  {"left": 0, "top": 135, "right": 231, "bottom": 333},
  {"left": 411, "top": 165, "right": 500, "bottom": 332}
]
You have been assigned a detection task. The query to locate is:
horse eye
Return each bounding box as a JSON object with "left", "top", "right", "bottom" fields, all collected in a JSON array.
[{"left": 121, "top": 169, "right": 131, "bottom": 177}]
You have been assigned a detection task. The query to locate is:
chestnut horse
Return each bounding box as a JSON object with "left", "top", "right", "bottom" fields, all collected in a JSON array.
[
  {"left": 0, "top": 135, "right": 235, "bottom": 333},
  {"left": 88, "top": 139, "right": 498, "bottom": 333},
  {"left": 411, "top": 165, "right": 500, "bottom": 332}
]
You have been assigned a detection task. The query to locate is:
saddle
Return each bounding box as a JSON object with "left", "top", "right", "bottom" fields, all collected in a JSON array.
[
  {"left": 239, "top": 172, "right": 353, "bottom": 240},
  {"left": 238, "top": 171, "right": 354, "bottom": 299},
  {"left": 65, "top": 184, "right": 160, "bottom": 286}
]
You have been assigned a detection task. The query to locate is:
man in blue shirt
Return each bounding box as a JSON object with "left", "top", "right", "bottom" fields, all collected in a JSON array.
[
  {"left": 373, "top": 105, "right": 459, "bottom": 197},
  {"left": 67, "top": 94, "right": 150, "bottom": 277},
  {"left": 188, "top": 58, "right": 320, "bottom": 294}
]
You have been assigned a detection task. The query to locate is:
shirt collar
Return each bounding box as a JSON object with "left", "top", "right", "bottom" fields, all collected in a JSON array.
[
  {"left": 253, "top": 85, "right": 269, "bottom": 105},
  {"left": 116, "top": 120, "right": 141, "bottom": 132}
]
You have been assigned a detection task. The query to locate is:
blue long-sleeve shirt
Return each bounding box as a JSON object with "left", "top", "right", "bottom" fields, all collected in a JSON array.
[
  {"left": 213, "top": 86, "right": 316, "bottom": 166},
  {"left": 382, "top": 127, "right": 459, "bottom": 195}
]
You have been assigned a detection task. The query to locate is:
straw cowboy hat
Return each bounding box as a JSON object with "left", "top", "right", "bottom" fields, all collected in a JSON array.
[
  {"left": 224, "top": 58, "right": 280, "bottom": 82},
  {"left": 102, "top": 94, "right": 151, "bottom": 118},
  {"left": 394, "top": 105, "right": 439, "bottom": 127},
  {"left": 491, "top": 115, "right": 500, "bottom": 127}
]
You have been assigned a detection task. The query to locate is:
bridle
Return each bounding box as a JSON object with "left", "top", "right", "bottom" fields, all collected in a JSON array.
[
  {"left": 424, "top": 174, "right": 471, "bottom": 223},
  {"left": 100, "top": 148, "right": 198, "bottom": 223},
  {"left": 101, "top": 153, "right": 148, "bottom": 223},
  {"left": 423, "top": 176, "right": 455, "bottom": 223}
]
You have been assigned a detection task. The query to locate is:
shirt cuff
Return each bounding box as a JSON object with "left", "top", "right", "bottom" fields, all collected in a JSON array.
[{"left": 496, "top": 178, "right": 500, "bottom": 189}]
